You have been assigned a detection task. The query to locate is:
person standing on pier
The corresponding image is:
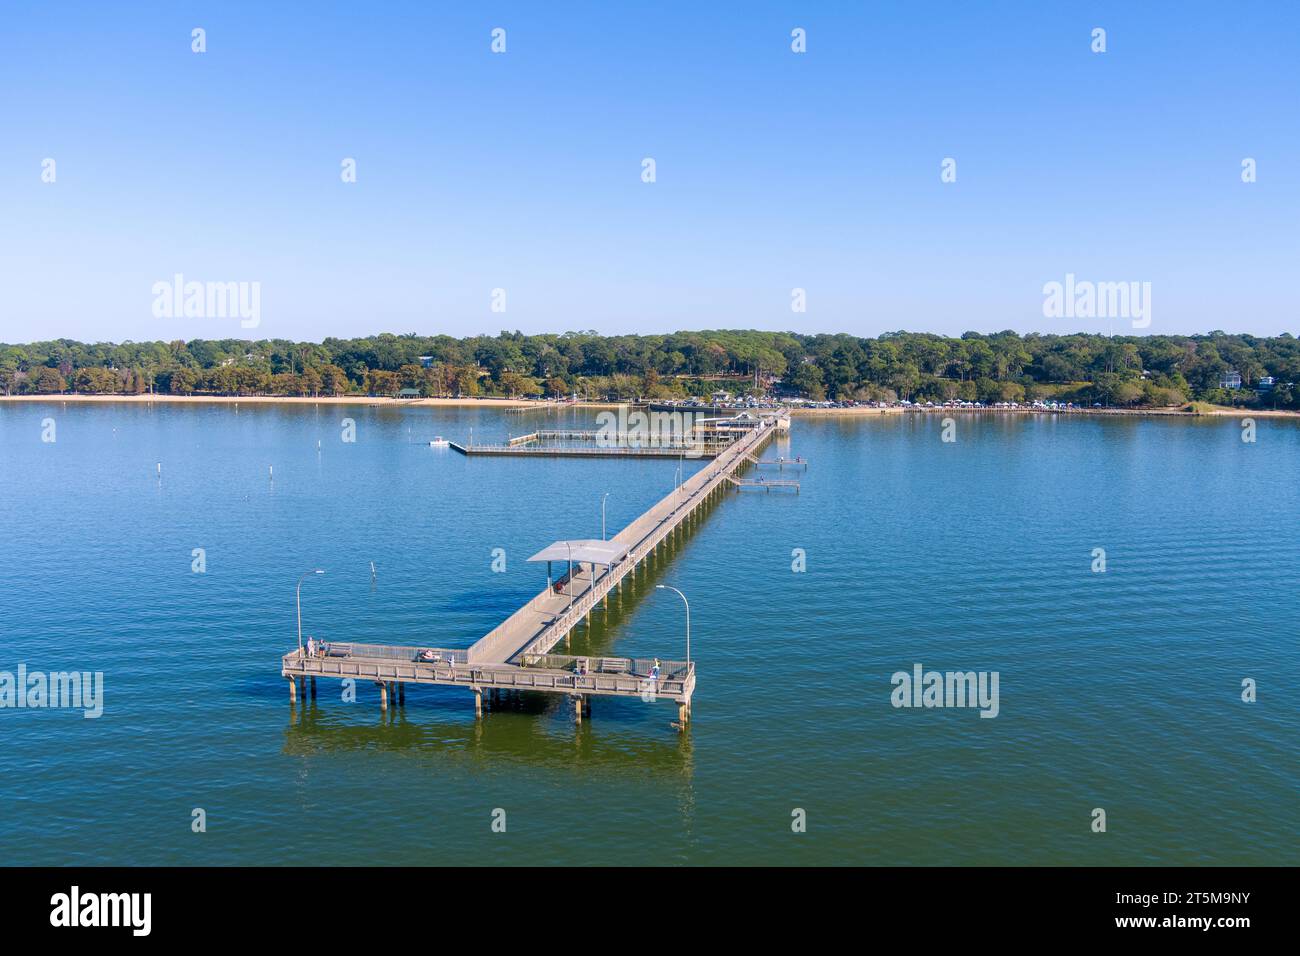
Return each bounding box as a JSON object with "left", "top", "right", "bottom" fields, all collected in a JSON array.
[{"left": 306, "top": 636, "right": 315, "bottom": 659}]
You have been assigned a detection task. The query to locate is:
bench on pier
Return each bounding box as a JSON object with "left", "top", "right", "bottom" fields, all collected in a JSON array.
[
  {"left": 323, "top": 642, "right": 353, "bottom": 658},
  {"left": 518, "top": 654, "right": 634, "bottom": 675}
]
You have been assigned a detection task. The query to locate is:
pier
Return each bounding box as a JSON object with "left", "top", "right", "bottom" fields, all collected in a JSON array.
[
  {"left": 505, "top": 399, "right": 574, "bottom": 414},
  {"left": 282, "top": 411, "right": 795, "bottom": 725},
  {"left": 448, "top": 440, "right": 720, "bottom": 459},
  {"left": 449, "top": 427, "right": 734, "bottom": 459},
  {"left": 749, "top": 454, "right": 808, "bottom": 470},
  {"left": 726, "top": 475, "right": 800, "bottom": 492}
]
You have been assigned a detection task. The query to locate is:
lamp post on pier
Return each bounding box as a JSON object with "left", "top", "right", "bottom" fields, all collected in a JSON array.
[
  {"left": 655, "top": 584, "right": 690, "bottom": 667},
  {"left": 296, "top": 569, "right": 325, "bottom": 653},
  {"left": 564, "top": 541, "right": 575, "bottom": 612},
  {"left": 601, "top": 492, "right": 611, "bottom": 540}
]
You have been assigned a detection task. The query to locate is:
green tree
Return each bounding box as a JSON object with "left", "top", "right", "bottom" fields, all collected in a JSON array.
[{"left": 32, "top": 367, "right": 66, "bottom": 393}]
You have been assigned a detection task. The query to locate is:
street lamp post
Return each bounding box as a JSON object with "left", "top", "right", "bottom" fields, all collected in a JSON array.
[
  {"left": 296, "top": 569, "right": 325, "bottom": 653},
  {"left": 601, "top": 492, "right": 611, "bottom": 540},
  {"left": 564, "top": 541, "right": 575, "bottom": 612},
  {"left": 655, "top": 584, "right": 690, "bottom": 666}
]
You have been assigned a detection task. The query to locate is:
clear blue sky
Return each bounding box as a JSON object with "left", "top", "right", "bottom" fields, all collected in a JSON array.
[{"left": 1, "top": 1, "right": 1296, "bottom": 343}]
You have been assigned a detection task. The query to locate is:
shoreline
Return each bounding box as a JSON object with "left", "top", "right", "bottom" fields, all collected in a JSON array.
[
  {"left": 0, "top": 393, "right": 1293, "bottom": 419},
  {"left": 0, "top": 394, "right": 544, "bottom": 408},
  {"left": 787, "top": 405, "right": 1300, "bottom": 419}
]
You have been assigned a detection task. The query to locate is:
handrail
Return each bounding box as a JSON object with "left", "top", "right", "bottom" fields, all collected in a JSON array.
[
  {"left": 286, "top": 644, "right": 470, "bottom": 664},
  {"left": 283, "top": 651, "right": 694, "bottom": 698},
  {"left": 454, "top": 444, "right": 720, "bottom": 458},
  {"left": 521, "top": 653, "right": 694, "bottom": 681}
]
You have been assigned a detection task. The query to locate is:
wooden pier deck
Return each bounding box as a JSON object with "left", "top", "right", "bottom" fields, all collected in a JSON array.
[
  {"left": 467, "top": 415, "right": 782, "bottom": 667},
  {"left": 448, "top": 441, "right": 720, "bottom": 459},
  {"left": 450, "top": 428, "right": 734, "bottom": 459},
  {"left": 283, "top": 412, "right": 789, "bottom": 725},
  {"left": 726, "top": 475, "right": 800, "bottom": 492},
  {"left": 282, "top": 645, "right": 693, "bottom": 711},
  {"left": 750, "top": 455, "right": 808, "bottom": 470}
]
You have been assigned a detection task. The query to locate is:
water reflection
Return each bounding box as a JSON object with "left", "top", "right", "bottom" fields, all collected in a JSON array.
[{"left": 284, "top": 698, "right": 695, "bottom": 781}]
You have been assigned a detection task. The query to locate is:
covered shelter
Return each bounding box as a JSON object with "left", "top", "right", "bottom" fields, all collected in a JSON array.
[{"left": 527, "top": 539, "right": 630, "bottom": 598}]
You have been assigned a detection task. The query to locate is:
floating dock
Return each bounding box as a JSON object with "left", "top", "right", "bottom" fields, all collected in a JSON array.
[{"left": 283, "top": 411, "right": 795, "bottom": 725}]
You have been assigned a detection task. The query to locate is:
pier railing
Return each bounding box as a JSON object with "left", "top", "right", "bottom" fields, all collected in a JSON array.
[
  {"left": 283, "top": 649, "right": 694, "bottom": 700},
  {"left": 453, "top": 443, "right": 719, "bottom": 458},
  {"left": 520, "top": 653, "right": 693, "bottom": 681},
  {"left": 289, "top": 644, "right": 470, "bottom": 664},
  {"left": 534, "top": 429, "right": 729, "bottom": 446}
]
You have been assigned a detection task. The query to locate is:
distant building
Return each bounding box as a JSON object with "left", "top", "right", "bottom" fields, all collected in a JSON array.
[
  {"left": 711, "top": 390, "right": 732, "bottom": 402},
  {"left": 1257, "top": 376, "right": 1275, "bottom": 391},
  {"left": 418, "top": 356, "right": 434, "bottom": 368},
  {"left": 397, "top": 388, "right": 421, "bottom": 398},
  {"left": 1220, "top": 371, "right": 1242, "bottom": 389}
]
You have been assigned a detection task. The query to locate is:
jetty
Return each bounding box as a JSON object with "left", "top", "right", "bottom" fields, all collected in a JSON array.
[
  {"left": 749, "top": 454, "right": 808, "bottom": 470},
  {"left": 726, "top": 475, "right": 800, "bottom": 492},
  {"left": 449, "top": 427, "right": 734, "bottom": 459},
  {"left": 505, "top": 399, "right": 573, "bottom": 414},
  {"left": 282, "top": 410, "right": 796, "bottom": 725}
]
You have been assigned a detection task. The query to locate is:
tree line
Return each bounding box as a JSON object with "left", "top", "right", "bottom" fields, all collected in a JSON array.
[{"left": 1, "top": 329, "right": 1297, "bottom": 408}]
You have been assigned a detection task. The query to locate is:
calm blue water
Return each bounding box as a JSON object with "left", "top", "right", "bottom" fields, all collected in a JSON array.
[{"left": 0, "top": 402, "right": 1296, "bottom": 865}]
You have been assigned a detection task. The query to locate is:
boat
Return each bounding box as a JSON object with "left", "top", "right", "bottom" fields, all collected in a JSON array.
[{"left": 428, "top": 436, "right": 450, "bottom": 448}]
